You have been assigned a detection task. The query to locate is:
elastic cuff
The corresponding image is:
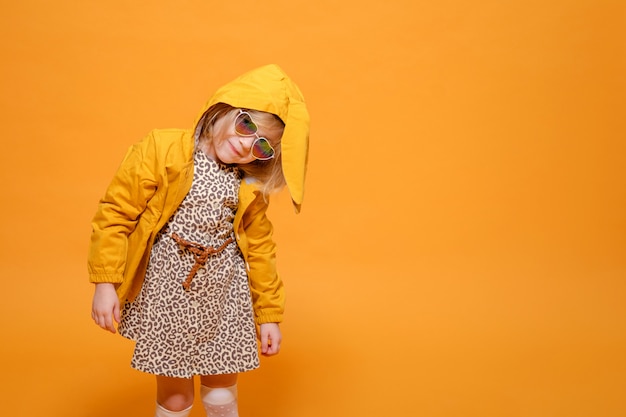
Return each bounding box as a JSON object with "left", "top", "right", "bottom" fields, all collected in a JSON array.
[
  {"left": 255, "top": 313, "right": 283, "bottom": 324},
  {"left": 89, "top": 273, "right": 124, "bottom": 283}
]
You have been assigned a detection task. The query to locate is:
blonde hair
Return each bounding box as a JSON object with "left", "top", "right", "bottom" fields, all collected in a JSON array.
[{"left": 196, "top": 103, "right": 286, "bottom": 198}]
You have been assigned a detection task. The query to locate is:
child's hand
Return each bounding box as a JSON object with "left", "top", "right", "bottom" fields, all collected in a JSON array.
[
  {"left": 91, "top": 283, "right": 120, "bottom": 333},
  {"left": 259, "top": 323, "right": 282, "bottom": 356}
]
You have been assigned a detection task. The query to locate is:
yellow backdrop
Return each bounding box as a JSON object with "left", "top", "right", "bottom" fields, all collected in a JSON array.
[{"left": 1, "top": 1, "right": 624, "bottom": 416}]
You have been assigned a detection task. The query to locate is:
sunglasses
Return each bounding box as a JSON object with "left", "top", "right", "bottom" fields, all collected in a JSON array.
[{"left": 234, "top": 110, "right": 276, "bottom": 161}]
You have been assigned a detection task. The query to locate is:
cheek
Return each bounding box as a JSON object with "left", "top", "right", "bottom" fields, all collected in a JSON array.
[{"left": 215, "top": 138, "right": 255, "bottom": 164}]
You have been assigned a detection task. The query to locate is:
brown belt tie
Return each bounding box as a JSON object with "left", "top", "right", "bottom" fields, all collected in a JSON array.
[{"left": 171, "top": 232, "right": 235, "bottom": 290}]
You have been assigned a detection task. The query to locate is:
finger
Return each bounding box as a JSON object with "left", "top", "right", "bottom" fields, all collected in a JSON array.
[
  {"left": 92, "top": 311, "right": 102, "bottom": 326},
  {"left": 260, "top": 331, "right": 269, "bottom": 354},
  {"left": 94, "top": 315, "right": 105, "bottom": 330},
  {"left": 113, "top": 303, "right": 121, "bottom": 323},
  {"left": 94, "top": 314, "right": 106, "bottom": 329},
  {"left": 261, "top": 333, "right": 281, "bottom": 356},
  {"left": 105, "top": 316, "right": 116, "bottom": 333},
  {"left": 268, "top": 339, "right": 280, "bottom": 355},
  {"left": 263, "top": 343, "right": 279, "bottom": 356}
]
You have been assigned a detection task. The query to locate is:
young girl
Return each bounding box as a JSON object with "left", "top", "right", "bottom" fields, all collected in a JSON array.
[{"left": 88, "top": 64, "right": 310, "bottom": 417}]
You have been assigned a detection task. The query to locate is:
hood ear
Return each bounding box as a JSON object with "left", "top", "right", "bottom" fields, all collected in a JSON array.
[{"left": 281, "top": 89, "right": 310, "bottom": 213}]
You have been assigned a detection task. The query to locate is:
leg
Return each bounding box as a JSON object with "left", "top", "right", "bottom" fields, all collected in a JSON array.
[
  {"left": 156, "top": 375, "right": 195, "bottom": 414},
  {"left": 200, "top": 373, "right": 239, "bottom": 416},
  {"left": 200, "top": 373, "right": 238, "bottom": 388}
]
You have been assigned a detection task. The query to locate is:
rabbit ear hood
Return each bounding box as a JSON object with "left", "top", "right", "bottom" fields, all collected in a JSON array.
[{"left": 196, "top": 64, "right": 310, "bottom": 213}]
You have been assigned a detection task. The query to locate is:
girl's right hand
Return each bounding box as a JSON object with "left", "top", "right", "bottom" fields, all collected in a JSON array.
[{"left": 91, "top": 283, "right": 121, "bottom": 333}]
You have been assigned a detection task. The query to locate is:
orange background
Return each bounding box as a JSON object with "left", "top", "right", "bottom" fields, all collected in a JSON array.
[{"left": 1, "top": 1, "right": 625, "bottom": 416}]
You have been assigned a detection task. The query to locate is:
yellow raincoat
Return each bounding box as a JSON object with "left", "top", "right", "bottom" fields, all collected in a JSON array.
[{"left": 87, "top": 64, "right": 310, "bottom": 324}]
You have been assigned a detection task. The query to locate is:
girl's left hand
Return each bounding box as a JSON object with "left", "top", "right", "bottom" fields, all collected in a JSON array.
[{"left": 259, "top": 323, "right": 282, "bottom": 356}]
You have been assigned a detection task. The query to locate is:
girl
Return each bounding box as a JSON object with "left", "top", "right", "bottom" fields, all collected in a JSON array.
[{"left": 88, "top": 64, "right": 310, "bottom": 417}]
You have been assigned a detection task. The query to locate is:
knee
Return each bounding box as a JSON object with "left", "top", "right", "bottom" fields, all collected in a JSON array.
[
  {"left": 158, "top": 392, "right": 194, "bottom": 412},
  {"left": 201, "top": 385, "right": 237, "bottom": 405}
]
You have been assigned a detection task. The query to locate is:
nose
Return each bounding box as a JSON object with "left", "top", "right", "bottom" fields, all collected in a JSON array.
[{"left": 238, "top": 135, "right": 255, "bottom": 153}]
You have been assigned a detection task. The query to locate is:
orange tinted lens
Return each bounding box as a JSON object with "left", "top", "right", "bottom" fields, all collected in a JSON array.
[
  {"left": 235, "top": 113, "right": 256, "bottom": 136},
  {"left": 252, "top": 138, "right": 275, "bottom": 160}
]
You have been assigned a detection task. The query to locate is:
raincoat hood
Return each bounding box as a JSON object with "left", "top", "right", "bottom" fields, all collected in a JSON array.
[{"left": 195, "top": 64, "right": 310, "bottom": 213}]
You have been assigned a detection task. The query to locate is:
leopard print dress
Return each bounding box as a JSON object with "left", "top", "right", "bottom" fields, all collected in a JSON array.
[{"left": 118, "top": 148, "right": 260, "bottom": 378}]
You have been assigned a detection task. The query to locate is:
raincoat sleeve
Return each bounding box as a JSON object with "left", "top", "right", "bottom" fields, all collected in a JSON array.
[
  {"left": 241, "top": 193, "right": 285, "bottom": 324},
  {"left": 88, "top": 133, "right": 160, "bottom": 283}
]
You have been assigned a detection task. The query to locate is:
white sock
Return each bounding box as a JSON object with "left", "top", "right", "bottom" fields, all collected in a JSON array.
[
  {"left": 201, "top": 384, "right": 238, "bottom": 417},
  {"left": 155, "top": 402, "right": 193, "bottom": 417}
]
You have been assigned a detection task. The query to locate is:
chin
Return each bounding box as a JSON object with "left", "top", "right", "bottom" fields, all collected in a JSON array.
[{"left": 216, "top": 153, "right": 240, "bottom": 165}]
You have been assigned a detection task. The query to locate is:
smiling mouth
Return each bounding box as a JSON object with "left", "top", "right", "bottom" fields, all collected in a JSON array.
[{"left": 229, "top": 141, "right": 243, "bottom": 157}]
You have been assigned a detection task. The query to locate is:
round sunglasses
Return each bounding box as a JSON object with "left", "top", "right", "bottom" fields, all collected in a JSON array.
[{"left": 234, "top": 110, "right": 276, "bottom": 161}]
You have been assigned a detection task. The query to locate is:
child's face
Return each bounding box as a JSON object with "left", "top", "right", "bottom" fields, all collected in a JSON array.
[{"left": 205, "top": 111, "right": 280, "bottom": 165}]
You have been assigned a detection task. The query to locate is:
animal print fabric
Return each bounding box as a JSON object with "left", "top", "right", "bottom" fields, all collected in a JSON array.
[{"left": 118, "top": 149, "right": 260, "bottom": 378}]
